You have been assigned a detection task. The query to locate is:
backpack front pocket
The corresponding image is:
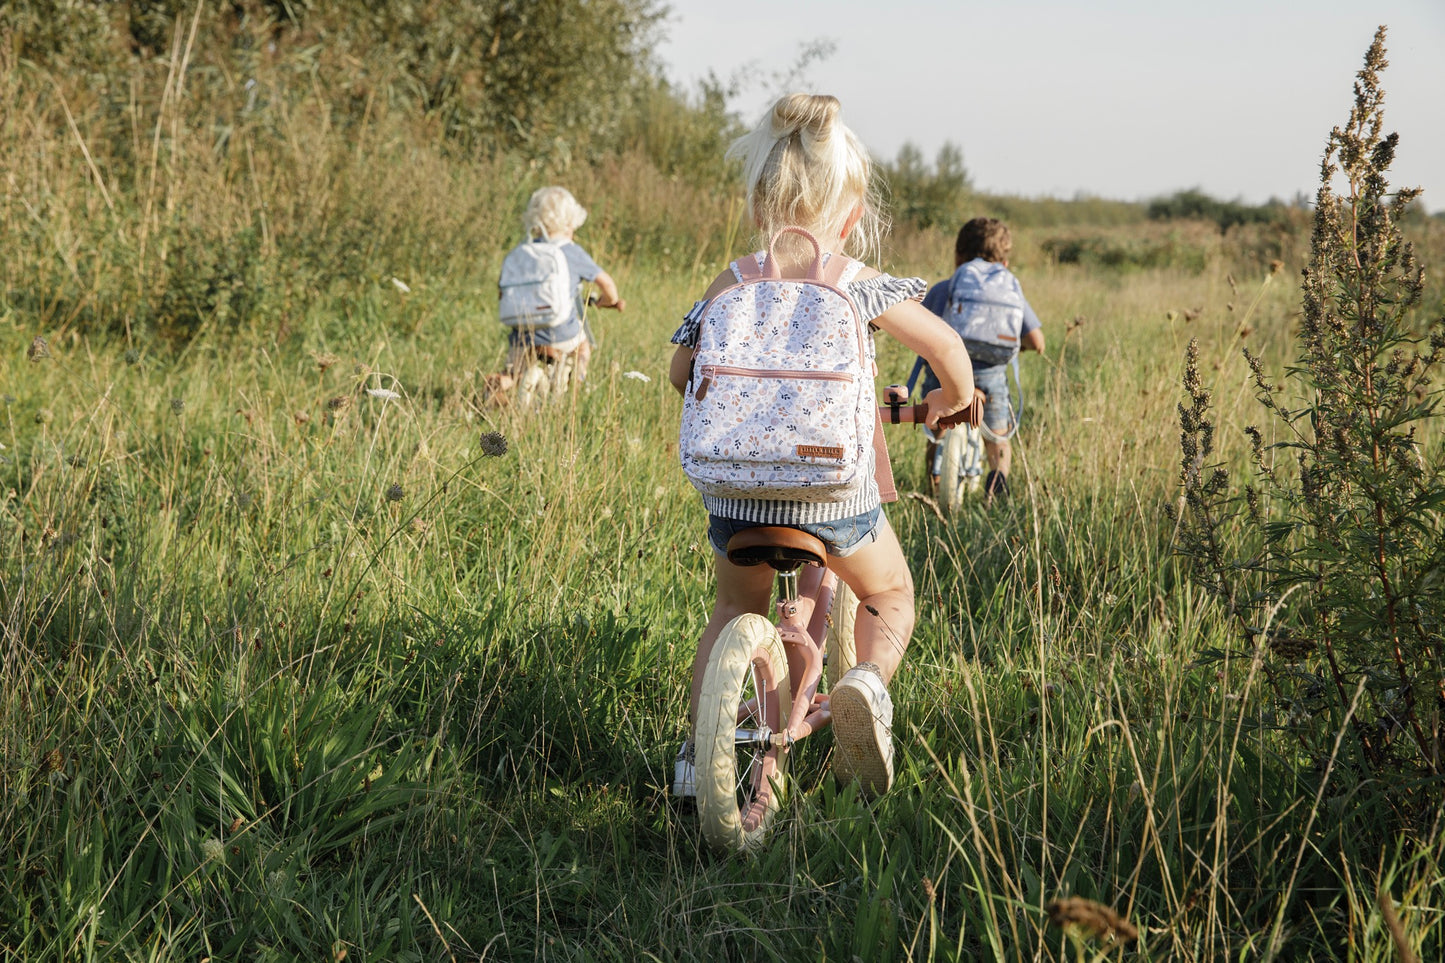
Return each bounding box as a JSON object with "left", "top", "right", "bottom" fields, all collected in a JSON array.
[{"left": 681, "top": 365, "right": 868, "bottom": 499}]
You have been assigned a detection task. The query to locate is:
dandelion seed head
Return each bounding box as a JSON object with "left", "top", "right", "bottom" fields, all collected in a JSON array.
[
  {"left": 480, "top": 431, "right": 508, "bottom": 457},
  {"left": 27, "top": 336, "right": 50, "bottom": 362}
]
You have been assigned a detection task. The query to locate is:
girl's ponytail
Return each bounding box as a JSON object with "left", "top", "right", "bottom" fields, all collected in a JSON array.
[{"left": 729, "top": 93, "right": 886, "bottom": 262}]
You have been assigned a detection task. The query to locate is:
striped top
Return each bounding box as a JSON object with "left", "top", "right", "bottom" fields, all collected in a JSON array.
[{"left": 672, "top": 260, "right": 927, "bottom": 525}]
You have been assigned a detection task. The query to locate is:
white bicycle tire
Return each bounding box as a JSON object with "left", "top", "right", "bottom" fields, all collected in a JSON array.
[
  {"left": 938, "top": 425, "right": 983, "bottom": 514},
  {"left": 694, "top": 614, "right": 792, "bottom": 853}
]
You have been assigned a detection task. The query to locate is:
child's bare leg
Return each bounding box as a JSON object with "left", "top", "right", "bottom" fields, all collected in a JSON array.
[
  {"left": 573, "top": 340, "right": 592, "bottom": 384},
  {"left": 688, "top": 552, "right": 775, "bottom": 724},
  {"left": 984, "top": 439, "right": 1012, "bottom": 476},
  {"left": 826, "top": 517, "right": 915, "bottom": 684}
]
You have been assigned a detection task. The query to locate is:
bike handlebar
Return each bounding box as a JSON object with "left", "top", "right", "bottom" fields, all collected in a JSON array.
[{"left": 878, "top": 385, "right": 983, "bottom": 429}]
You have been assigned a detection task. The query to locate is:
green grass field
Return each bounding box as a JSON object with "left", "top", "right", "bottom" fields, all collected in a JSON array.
[
  {"left": 6, "top": 244, "right": 1440, "bottom": 960},
  {"left": 3, "top": 13, "right": 1443, "bottom": 958}
]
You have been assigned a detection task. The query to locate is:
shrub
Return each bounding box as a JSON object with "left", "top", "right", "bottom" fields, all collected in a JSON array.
[{"left": 1171, "top": 27, "right": 1444, "bottom": 824}]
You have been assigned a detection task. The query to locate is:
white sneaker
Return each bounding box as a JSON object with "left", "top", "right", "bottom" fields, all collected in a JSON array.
[
  {"left": 671, "top": 740, "right": 696, "bottom": 798},
  {"left": 830, "top": 663, "right": 895, "bottom": 795}
]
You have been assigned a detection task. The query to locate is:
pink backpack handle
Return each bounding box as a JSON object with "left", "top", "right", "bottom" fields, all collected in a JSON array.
[
  {"left": 763, "top": 227, "right": 824, "bottom": 280},
  {"left": 735, "top": 227, "right": 856, "bottom": 284}
]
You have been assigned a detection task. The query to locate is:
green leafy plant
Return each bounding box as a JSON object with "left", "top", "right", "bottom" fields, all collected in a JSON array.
[{"left": 1172, "top": 26, "right": 1444, "bottom": 813}]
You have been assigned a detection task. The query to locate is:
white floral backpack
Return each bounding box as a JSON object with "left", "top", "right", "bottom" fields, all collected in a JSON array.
[{"left": 679, "top": 227, "right": 876, "bottom": 502}]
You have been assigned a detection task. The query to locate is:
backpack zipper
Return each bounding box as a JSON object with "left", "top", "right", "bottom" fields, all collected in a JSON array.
[{"left": 693, "top": 364, "right": 855, "bottom": 401}]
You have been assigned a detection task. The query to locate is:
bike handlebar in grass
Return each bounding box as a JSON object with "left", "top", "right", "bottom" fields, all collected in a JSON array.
[{"left": 878, "top": 385, "right": 983, "bottom": 429}]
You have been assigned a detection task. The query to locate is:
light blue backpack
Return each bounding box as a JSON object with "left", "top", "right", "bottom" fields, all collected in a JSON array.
[{"left": 944, "top": 258, "right": 1026, "bottom": 368}]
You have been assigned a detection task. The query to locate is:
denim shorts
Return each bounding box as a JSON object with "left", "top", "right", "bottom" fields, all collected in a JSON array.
[
  {"left": 972, "top": 363, "right": 1014, "bottom": 435},
  {"left": 708, "top": 506, "right": 883, "bottom": 558},
  {"left": 922, "top": 360, "right": 1013, "bottom": 436}
]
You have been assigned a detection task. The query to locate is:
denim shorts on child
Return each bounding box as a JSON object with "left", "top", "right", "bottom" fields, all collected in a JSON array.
[
  {"left": 972, "top": 363, "right": 1014, "bottom": 435},
  {"left": 708, "top": 506, "right": 883, "bottom": 558}
]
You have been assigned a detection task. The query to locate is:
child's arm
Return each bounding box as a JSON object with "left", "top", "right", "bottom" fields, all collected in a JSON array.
[
  {"left": 873, "top": 300, "right": 975, "bottom": 429},
  {"left": 1022, "top": 328, "right": 1045, "bottom": 354},
  {"left": 669, "top": 269, "right": 736, "bottom": 397},
  {"left": 592, "top": 270, "right": 626, "bottom": 311},
  {"left": 669, "top": 345, "right": 693, "bottom": 396}
]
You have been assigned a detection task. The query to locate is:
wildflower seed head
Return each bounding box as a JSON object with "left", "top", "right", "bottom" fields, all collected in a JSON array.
[
  {"left": 201, "top": 837, "right": 226, "bottom": 863},
  {"left": 294, "top": 411, "right": 311, "bottom": 425},
  {"left": 35, "top": 408, "right": 52, "bottom": 425},
  {"left": 480, "top": 431, "right": 508, "bottom": 457},
  {"left": 326, "top": 395, "right": 350, "bottom": 412},
  {"left": 1045, "top": 897, "right": 1138, "bottom": 944},
  {"left": 27, "top": 336, "right": 50, "bottom": 362},
  {"left": 385, "top": 483, "right": 404, "bottom": 502},
  {"left": 170, "top": 397, "right": 186, "bottom": 415},
  {"left": 314, "top": 352, "right": 339, "bottom": 372},
  {"left": 124, "top": 348, "right": 141, "bottom": 366}
]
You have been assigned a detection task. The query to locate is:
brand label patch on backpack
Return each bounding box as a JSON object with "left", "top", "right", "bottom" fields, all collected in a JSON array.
[{"left": 797, "top": 445, "right": 845, "bottom": 460}]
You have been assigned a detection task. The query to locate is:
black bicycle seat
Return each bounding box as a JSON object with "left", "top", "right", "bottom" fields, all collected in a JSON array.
[{"left": 725, "top": 527, "right": 827, "bottom": 570}]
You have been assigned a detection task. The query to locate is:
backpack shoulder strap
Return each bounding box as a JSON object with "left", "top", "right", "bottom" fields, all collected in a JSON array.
[
  {"left": 732, "top": 252, "right": 767, "bottom": 282},
  {"left": 819, "top": 253, "right": 863, "bottom": 287}
]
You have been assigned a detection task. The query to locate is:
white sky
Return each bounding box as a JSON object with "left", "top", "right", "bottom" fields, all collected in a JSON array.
[{"left": 655, "top": 0, "right": 1445, "bottom": 212}]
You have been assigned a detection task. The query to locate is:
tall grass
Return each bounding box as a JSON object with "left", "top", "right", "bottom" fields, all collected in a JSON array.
[{"left": 3, "top": 23, "right": 1444, "bottom": 963}]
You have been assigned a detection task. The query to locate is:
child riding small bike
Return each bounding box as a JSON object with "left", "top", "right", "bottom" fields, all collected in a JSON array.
[
  {"left": 915, "top": 217, "right": 1045, "bottom": 502},
  {"left": 667, "top": 93, "right": 975, "bottom": 826},
  {"left": 497, "top": 186, "right": 625, "bottom": 405}
]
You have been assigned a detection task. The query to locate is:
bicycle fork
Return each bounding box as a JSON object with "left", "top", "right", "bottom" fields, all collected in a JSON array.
[{"left": 736, "top": 567, "right": 834, "bottom": 754}]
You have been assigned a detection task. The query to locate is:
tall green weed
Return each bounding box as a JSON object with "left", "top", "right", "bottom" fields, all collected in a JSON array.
[{"left": 1172, "top": 27, "right": 1444, "bottom": 828}]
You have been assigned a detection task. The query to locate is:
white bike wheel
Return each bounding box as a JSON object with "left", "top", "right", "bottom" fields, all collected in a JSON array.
[
  {"left": 694, "top": 614, "right": 792, "bottom": 853},
  {"left": 939, "top": 425, "right": 983, "bottom": 514},
  {"left": 825, "top": 578, "right": 857, "bottom": 687}
]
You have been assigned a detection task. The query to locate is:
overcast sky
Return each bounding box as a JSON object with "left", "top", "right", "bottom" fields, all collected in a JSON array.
[{"left": 654, "top": 0, "right": 1444, "bottom": 211}]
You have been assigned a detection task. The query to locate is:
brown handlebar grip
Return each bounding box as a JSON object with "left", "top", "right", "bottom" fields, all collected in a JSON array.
[
  {"left": 936, "top": 396, "right": 984, "bottom": 428},
  {"left": 879, "top": 396, "right": 984, "bottom": 428}
]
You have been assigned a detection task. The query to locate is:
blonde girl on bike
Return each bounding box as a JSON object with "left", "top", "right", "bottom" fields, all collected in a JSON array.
[
  {"left": 507, "top": 186, "right": 625, "bottom": 399},
  {"left": 667, "top": 94, "right": 974, "bottom": 796}
]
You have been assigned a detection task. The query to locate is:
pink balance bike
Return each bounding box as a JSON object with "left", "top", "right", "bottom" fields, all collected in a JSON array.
[{"left": 692, "top": 390, "right": 982, "bottom": 852}]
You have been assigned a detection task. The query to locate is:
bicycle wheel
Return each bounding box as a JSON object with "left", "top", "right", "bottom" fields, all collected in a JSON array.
[
  {"left": 694, "top": 614, "right": 792, "bottom": 853},
  {"left": 938, "top": 424, "right": 984, "bottom": 514},
  {"left": 825, "top": 577, "right": 857, "bottom": 687}
]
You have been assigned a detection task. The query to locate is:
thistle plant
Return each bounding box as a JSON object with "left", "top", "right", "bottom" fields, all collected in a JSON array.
[{"left": 1172, "top": 27, "right": 1444, "bottom": 801}]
